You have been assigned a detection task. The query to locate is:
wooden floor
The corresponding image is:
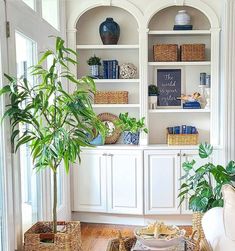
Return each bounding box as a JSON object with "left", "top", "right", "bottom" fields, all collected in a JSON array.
[{"left": 81, "top": 223, "right": 192, "bottom": 251}]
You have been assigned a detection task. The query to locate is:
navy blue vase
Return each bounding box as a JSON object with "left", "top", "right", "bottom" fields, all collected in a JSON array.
[
  {"left": 123, "top": 131, "right": 140, "bottom": 145},
  {"left": 99, "top": 18, "right": 120, "bottom": 45}
]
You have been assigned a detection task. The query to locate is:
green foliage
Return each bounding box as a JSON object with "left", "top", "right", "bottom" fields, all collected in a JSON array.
[
  {"left": 115, "top": 112, "right": 148, "bottom": 134},
  {"left": 178, "top": 143, "right": 235, "bottom": 213},
  {"left": 87, "top": 55, "right": 101, "bottom": 66},
  {"left": 0, "top": 37, "right": 106, "bottom": 232},
  {"left": 148, "top": 85, "right": 160, "bottom": 96}
]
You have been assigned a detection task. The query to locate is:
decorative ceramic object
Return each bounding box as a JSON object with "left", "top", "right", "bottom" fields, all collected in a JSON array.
[
  {"left": 99, "top": 18, "right": 120, "bottom": 45},
  {"left": 175, "top": 10, "right": 191, "bottom": 25},
  {"left": 148, "top": 85, "right": 159, "bottom": 109},
  {"left": 123, "top": 131, "right": 140, "bottom": 145},
  {"left": 204, "top": 87, "right": 210, "bottom": 109},
  {"left": 90, "top": 65, "right": 99, "bottom": 78},
  {"left": 120, "top": 63, "right": 137, "bottom": 79}
]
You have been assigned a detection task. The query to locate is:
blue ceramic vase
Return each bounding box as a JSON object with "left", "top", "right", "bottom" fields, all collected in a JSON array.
[
  {"left": 123, "top": 131, "right": 140, "bottom": 145},
  {"left": 99, "top": 18, "right": 120, "bottom": 45}
]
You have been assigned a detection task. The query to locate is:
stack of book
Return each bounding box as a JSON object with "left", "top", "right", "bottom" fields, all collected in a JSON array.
[
  {"left": 183, "top": 101, "right": 201, "bottom": 109},
  {"left": 173, "top": 25, "right": 193, "bottom": 30},
  {"left": 167, "top": 125, "right": 198, "bottom": 134},
  {"left": 103, "top": 60, "right": 119, "bottom": 79}
]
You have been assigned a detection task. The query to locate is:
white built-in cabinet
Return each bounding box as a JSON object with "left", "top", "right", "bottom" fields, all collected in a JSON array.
[
  {"left": 68, "top": 0, "right": 221, "bottom": 220},
  {"left": 72, "top": 149, "right": 143, "bottom": 215}
]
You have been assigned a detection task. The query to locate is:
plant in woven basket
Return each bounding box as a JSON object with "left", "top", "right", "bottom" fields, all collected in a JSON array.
[
  {"left": 178, "top": 143, "right": 235, "bottom": 213},
  {"left": 0, "top": 37, "right": 106, "bottom": 234},
  {"left": 115, "top": 112, "right": 148, "bottom": 145}
]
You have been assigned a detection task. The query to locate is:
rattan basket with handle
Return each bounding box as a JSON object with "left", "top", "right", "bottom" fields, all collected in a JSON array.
[
  {"left": 153, "top": 44, "right": 178, "bottom": 62},
  {"left": 181, "top": 44, "right": 205, "bottom": 61}
]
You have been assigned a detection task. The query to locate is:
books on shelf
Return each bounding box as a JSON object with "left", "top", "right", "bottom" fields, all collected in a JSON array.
[
  {"left": 167, "top": 125, "right": 198, "bottom": 134},
  {"left": 183, "top": 101, "right": 201, "bottom": 109},
  {"left": 173, "top": 25, "right": 193, "bottom": 30},
  {"left": 103, "top": 60, "right": 119, "bottom": 79}
]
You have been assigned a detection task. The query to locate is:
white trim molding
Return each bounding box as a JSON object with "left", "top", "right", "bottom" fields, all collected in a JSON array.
[{"left": 223, "top": 0, "right": 235, "bottom": 162}]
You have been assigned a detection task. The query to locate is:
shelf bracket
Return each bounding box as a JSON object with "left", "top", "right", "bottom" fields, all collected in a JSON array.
[{"left": 174, "top": 0, "right": 185, "bottom": 6}]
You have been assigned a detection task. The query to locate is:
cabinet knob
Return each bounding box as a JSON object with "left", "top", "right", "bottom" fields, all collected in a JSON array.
[
  {"left": 102, "top": 153, "right": 107, "bottom": 156},
  {"left": 107, "top": 153, "right": 113, "bottom": 157},
  {"left": 177, "top": 153, "right": 181, "bottom": 156},
  {"left": 183, "top": 153, "right": 186, "bottom": 156}
]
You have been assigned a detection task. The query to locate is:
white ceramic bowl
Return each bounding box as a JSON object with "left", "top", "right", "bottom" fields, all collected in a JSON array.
[{"left": 134, "top": 227, "right": 186, "bottom": 249}]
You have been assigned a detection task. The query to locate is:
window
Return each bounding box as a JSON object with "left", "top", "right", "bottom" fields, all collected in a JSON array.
[
  {"left": 22, "top": 0, "right": 35, "bottom": 10},
  {"left": 42, "top": 0, "right": 59, "bottom": 30},
  {"left": 15, "top": 32, "right": 42, "bottom": 234}
]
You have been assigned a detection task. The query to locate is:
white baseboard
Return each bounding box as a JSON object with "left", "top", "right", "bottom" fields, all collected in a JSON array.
[{"left": 72, "top": 212, "right": 192, "bottom": 226}]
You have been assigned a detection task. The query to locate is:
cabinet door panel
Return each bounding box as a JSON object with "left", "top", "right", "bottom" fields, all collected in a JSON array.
[
  {"left": 72, "top": 151, "right": 106, "bottom": 212},
  {"left": 144, "top": 150, "right": 180, "bottom": 214},
  {"left": 107, "top": 150, "right": 143, "bottom": 215}
]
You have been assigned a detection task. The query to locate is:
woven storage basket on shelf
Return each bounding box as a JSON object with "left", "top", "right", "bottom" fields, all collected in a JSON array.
[
  {"left": 24, "top": 221, "right": 82, "bottom": 251},
  {"left": 167, "top": 133, "right": 199, "bottom": 145},
  {"left": 153, "top": 44, "right": 178, "bottom": 61},
  {"left": 94, "top": 91, "right": 128, "bottom": 104},
  {"left": 181, "top": 44, "right": 205, "bottom": 61}
]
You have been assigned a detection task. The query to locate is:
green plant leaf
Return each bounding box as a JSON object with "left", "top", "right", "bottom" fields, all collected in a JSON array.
[
  {"left": 199, "top": 143, "right": 213, "bottom": 159},
  {"left": 226, "top": 160, "right": 235, "bottom": 175},
  {"left": 182, "top": 159, "right": 195, "bottom": 172}
]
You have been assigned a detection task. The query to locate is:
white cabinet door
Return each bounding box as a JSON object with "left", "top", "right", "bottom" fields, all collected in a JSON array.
[
  {"left": 144, "top": 150, "right": 181, "bottom": 214},
  {"left": 72, "top": 150, "right": 107, "bottom": 212},
  {"left": 107, "top": 150, "right": 143, "bottom": 215},
  {"left": 180, "top": 149, "right": 218, "bottom": 214}
]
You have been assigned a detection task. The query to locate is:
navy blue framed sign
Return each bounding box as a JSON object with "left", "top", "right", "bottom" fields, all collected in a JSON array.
[{"left": 157, "top": 69, "right": 181, "bottom": 107}]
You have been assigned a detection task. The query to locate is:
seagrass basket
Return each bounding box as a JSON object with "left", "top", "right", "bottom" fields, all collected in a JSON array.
[
  {"left": 94, "top": 91, "right": 128, "bottom": 104},
  {"left": 192, "top": 212, "right": 205, "bottom": 239},
  {"left": 24, "top": 221, "right": 82, "bottom": 251},
  {"left": 181, "top": 44, "right": 205, "bottom": 61},
  {"left": 153, "top": 44, "right": 178, "bottom": 61},
  {"left": 167, "top": 133, "right": 199, "bottom": 145}
]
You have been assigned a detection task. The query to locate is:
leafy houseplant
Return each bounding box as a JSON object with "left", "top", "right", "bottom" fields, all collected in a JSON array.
[
  {"left": 178, "top": 143, "right": 235, "bottom": 213},
  {"left": 115, "top": 112, "right": 148, "bottom": 145},
  {"left": 87, "top": 55, "right": 101, "bottom": 78},
  {"left": 0, "top": 37, "right": 105, "bottom": 235},
  {"left": 148, "top": 84, "right": 160, "bottom": 109}
]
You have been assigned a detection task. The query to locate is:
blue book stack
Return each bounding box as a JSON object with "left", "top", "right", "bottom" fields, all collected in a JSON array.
[
  {"left": 103, "top": 60, "right": 119, "bottom": 79},
  {"left": 173, "top": 25, "right": 193, "bottom": 30},
  {"left": 183, "top": 101, "right": 201, "bottom": 109}
]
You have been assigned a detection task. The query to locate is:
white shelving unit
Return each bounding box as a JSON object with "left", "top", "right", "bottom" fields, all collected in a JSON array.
[
  {"left": 76, "top": 44, "right": 139, "bottom": 49},
  {"left": 148, "top": 61, "right": 211, "bottom": 66},
  {"left": 149, "top": 109, "right": 211, "bottom": 113}
]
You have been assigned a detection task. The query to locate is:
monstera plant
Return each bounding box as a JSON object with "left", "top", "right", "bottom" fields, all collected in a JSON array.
[
  {"left": 0, "top": 37, "right": 105, "bottom": 233},
  {"left": 178, "top": 143, "right": 235, "bottom": 212}
]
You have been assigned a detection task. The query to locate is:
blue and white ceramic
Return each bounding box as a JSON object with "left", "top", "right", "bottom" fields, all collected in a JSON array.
[
  {"left": 123, "top": 131, "right": 140, "bottom": 145},
  {"left": 89, "top": 134, "right": 104, "bottom": 146},
  {"left": 175, "top": 10, "right": 191, "bottom": 25},
  {"left": 99, "top": 18, "right": 120, "bottom": 45}
]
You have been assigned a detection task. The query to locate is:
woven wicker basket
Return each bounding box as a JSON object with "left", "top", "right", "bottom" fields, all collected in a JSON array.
[
  {"left": 167, "top": 133, "right": 199, "bottom": 145},
  {"left": 192, "top": 212, "right": 205, "bottom": 239},
  {"left": 181, "top": 44, "right": 205, "bottom": 61},
  {"left": 24, "top": 221, "right": 82, "bottom": 251},
  {"left": 153, "top": 44, "right": 178, "bottom": 62},
  {"left": 94, "top": 91, "right": 128, "bottom": 104}
]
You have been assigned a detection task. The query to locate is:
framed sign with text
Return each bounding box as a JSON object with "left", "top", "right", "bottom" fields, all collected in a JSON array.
[{"left": 157, "top": 69, "right": 182, "bottom": 107}]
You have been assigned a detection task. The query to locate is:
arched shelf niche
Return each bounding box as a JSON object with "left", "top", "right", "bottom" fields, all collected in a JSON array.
[
  {"left": 76, "top": 6, "right": 140, "bottom": 81},
  {"left": 148, "top": 6, "right": 211, "bottom": 30},
  {"left": 76, "top": 6, "right": 139, "bottom": 45}
]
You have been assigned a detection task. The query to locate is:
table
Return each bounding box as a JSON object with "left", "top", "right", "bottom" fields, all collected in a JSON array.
[{"left": 131, "top": 240, "right": 186, "bottom": 251}]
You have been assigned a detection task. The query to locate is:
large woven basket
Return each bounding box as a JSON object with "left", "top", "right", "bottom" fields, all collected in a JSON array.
[
  {"left": 94, "top": 91, "right": 128, "bottom": 104},
  {"left": 181, "top": 44, "right": 205, "bottom": 61},
  {"left": 153, "top": 44, "right": 178, "bottom": 62},
  {"left": 24, "top": 221, "right": 82, "bottom": 251},
  {"left": 192, "top": 212, "right": 205, "bottom": 239},
  {"left": 167, "top": 133, "right": 199, "bottom": 145}
]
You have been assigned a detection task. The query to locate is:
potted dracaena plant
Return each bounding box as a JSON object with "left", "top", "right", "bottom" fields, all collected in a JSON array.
[
  {"left": 0, "top": 37, "right": 105, "bottom": 250},
  {"left": 178, "top": 143, "right": 235, "bottom": 237},
  {"left": 148, "top": 84, "right": 160, "bottom": 109},
  {"left": 87, "top": 54, "right": 101, "bottom": 78},
  {"left": 115, "top": 112, "right": 148, "bottom": 145}
]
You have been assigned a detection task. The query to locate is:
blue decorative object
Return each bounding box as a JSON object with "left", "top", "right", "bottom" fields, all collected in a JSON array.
[
  {"left": 99, "top": 18, "right": 120, "bottom": 45},
  {"left": 123, "top": 131, "right": 140, "bottom": 145},
  {"left": 89, "top": 134, "right": 104, "bottom": 146},
  {"left": 183, "top": 101, "right": 201, "bottom": 109}
]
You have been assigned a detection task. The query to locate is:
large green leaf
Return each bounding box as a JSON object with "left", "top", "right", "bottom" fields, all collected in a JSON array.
[{"left": 199, "top": 143, "right": 213, "bottom": 159}]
